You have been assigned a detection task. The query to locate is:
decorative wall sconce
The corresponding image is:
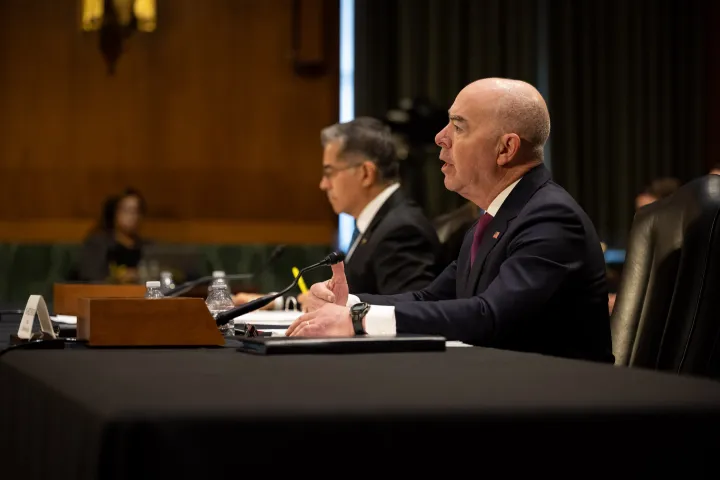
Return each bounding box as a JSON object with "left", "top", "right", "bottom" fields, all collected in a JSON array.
[{"left": 81, "top": 0, "right": 157, "bottom": 75}]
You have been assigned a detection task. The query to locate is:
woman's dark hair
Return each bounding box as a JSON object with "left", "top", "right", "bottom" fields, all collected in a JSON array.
[{"left": 98, "top": 187, "right": 147, "bottom": 232}]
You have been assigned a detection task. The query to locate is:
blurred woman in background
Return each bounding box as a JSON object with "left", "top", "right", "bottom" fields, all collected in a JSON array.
[
  {"left": 634, "top": 177, "right": 681, "bottom": 210},
  {"left": 78, "top": 188, "right": 149, "bottom": 283}
]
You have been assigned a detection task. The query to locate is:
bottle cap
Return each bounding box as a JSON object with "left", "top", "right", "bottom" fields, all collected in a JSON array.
[
  {"left": 146, "top": 281, "right": 161, "bottom": 288},
  {"left": 212, "top": 271, "right": 226, "bottom": 278},
  {"left": 160, "top": 271, "right": 172, "bottom": 278}
]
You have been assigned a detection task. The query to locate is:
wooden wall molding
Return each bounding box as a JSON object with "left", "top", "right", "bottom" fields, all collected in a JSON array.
[{"left": 0, "top": 219, "right": 334, "bottom": 245}]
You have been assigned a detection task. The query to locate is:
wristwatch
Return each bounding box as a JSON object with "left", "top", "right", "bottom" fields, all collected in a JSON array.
[{"left": 350, "top": 302, "right": 370, "bottom": 335}]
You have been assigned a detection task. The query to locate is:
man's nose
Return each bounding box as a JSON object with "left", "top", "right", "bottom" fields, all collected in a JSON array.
[{"left": 435, "top": 125, "right": 451, "bottom": 148}]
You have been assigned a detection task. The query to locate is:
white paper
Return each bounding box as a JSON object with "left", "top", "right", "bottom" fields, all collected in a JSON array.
[
  {"left": 240, "top": 310, "right": 302, "bottom": 326},
  {"left": 266, "top": 329, "right": 288, "bottom": 336},
  {"left": 17, "top": 295, "right": 56, "bottom": 339},
  {"left": 45, "top": 311, "right": 302, "bottom": 327},
  {"left": 50, "top": 315, "right": 78, "bottom": 325}
]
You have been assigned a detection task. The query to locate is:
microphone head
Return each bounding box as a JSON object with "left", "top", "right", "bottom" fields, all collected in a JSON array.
[{"left": 325, "top": 251, "right": 345, "bottom": 265}]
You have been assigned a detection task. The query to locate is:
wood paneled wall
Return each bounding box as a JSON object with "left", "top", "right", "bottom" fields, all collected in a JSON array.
[{"left": 0, "top": 0, "right": 339, "bottom": 244}]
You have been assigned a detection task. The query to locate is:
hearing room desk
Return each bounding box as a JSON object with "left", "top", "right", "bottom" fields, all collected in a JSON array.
[{"left": 1, "top": 346, "right": 719, "bottom": 479}]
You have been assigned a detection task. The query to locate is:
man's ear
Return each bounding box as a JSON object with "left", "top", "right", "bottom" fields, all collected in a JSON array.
[
  {"left": 496, "top": 133, "right": 521, "bottom": 166},
  {"left": 361, "top": 161, "right": 377, "bottom": 187}
]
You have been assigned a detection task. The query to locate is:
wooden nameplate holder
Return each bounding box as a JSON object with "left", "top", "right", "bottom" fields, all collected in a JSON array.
[
  {"left": 77, "top": 298, "right": 225, "bottom": 347},
  {"left": 54, "top": 283, "right": 147, "bottom": 316}
]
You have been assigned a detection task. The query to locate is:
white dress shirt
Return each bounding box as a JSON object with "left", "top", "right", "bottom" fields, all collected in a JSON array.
[
  {"left": 347, "top": 178, "right": 522, "bottom": 335},
  {"left": 345, "top": 183, "right": 401, "bottom": 261}
]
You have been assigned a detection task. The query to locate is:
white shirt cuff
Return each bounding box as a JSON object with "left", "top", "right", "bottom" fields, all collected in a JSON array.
[{"left": 346, "top": 295, "right": 396, "bottom": 336}]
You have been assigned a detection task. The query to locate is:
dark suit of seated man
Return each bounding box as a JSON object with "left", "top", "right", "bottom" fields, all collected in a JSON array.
[
  {"left": 232, "top": 117, "right": 441, "bottom": 309},
  {"left": 342, "top": 186, "right": 441, "bottom": 295},
  {"left": 321, "top": 117, "right": 441, "bottom": 295},
  {"left": 287, "top": 78, "right": 613, "bottom": 363}
]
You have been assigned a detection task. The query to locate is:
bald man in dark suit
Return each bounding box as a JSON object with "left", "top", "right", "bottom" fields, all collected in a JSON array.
[{"left": 287, "top": 78, "right": 613, "bottom": 363}]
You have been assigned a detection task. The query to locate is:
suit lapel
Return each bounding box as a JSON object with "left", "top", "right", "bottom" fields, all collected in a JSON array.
[
  {"left": 463, "top": 164, "right": 552, "bottom": 297},
  {"left": 346, "top": 189, "right": 406, "bottom": 267}
]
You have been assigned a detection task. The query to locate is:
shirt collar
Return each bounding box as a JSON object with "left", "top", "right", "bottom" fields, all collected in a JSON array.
[
  {"left": 486, "top": 178, "right": 522, "bottom": 217},
  {"left": 355, "top": 183, "right": 401, "bottom": 233}
]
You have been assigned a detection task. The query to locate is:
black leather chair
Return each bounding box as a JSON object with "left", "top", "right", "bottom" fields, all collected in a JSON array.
[
  {"left": 611, "top": 175, "right": 720, "bottom": 378},
  {"left": 432, "top": 202, "right": 479, "bottom": 268}
]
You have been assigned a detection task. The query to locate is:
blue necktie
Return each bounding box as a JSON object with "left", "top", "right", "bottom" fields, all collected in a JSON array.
[{"left": 349, "top": 224, "right": 361, "bottom": 247}]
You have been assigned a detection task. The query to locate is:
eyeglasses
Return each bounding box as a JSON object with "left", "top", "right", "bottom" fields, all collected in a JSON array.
[{"left": 321, "top": 163, "right": 360, "bottom": 180}]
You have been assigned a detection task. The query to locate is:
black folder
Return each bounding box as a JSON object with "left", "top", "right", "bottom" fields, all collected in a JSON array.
[{"left": 235, "top": 334, "right": 446, "bottom": 355}]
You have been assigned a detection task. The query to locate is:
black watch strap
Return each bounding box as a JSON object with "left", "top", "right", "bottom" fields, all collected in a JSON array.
[{"left": 350, "top": 303, "right": 370, "bottom": 335}]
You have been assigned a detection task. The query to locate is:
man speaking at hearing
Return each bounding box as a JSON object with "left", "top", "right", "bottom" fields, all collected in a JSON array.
[{"left": 287, "top": 78, "right": 614, "bottom": 363}]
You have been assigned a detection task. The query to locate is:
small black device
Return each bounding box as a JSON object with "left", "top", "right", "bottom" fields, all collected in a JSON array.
[
  {"left": 235, "top": 334, "right": 447, "bottom": 355},
  {"left": 350, "top": 302, "right": 370, "bottom": 335}
]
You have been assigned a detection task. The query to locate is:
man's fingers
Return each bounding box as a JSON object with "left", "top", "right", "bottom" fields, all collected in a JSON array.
[
  {"left": 286, "top": 311, "right": 316, "bottom": 336},
  {"left": 330, "top": 262, "right": 347, "bottom": 284},
  {"left": 289, "top": 322, "right": 321, "bottom": 337},
  {"left": 304, "top": 290, "right": 331, "bottom": 312},
  {"left": 311, "top": 280, "right": 335, "bottom": 303}
]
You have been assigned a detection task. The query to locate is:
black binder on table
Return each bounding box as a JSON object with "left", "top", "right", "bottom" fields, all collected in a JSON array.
[{"left": 235, "top": 334, "right": 446, "bottom": 355}]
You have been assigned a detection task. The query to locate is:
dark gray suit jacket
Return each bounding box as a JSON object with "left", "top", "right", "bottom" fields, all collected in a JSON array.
[{"left": 346, "top": 190, "right": 442, "bottom": 295}]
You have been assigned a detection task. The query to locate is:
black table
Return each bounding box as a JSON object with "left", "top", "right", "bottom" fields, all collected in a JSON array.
[{"left": 1, "top": 346, "right": 720, "bottom": 479}]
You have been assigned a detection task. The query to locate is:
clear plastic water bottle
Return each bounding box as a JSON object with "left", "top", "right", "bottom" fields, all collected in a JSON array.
[
  {"left": 209, "top": 270, "right": 226, "bottom": 294},
  {"left": 160, "top": 271, "right": 175, "bottom": 294},
  {"left": 144, "top": 280, "right": 164, "bottom": 299},
  {"left": 205, "top": 279, "right": 235, "bottom": 336}
]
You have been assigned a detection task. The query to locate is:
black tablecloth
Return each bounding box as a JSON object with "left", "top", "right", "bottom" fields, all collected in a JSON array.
[
  {"left": 0, "top": 311, "right": 23, "bottom": 350},
  {"left": 1, "top": 346, "right": 720, "bottom": 479}
]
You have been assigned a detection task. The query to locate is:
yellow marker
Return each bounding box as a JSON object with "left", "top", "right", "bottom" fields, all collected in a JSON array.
[{"left": 292, "top": 267, "right": 308, "bottom": 293}]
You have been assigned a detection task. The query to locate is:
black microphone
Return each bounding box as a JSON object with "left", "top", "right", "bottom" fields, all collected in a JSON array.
[
  {"left": 164, "top": 245, "right": 286, "bottom": 297},
  {"left": 215, "top": 251, "right": 345, "bottom": 326}
]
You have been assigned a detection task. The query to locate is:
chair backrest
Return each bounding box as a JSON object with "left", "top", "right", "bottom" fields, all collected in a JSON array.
[
  {"left": 610, "top": 175, "right": 720, "bottom": 378},
  {"left": 432, "top": 202, "right": 479, "bottom": 267}
]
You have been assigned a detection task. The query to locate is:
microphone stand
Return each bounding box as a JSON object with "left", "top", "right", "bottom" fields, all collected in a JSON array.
[
  {"left": 164, "top": 245, "right": 287, "bottom": 297},
  {"left": 215, "top": 252, "right": 344, "bottom": 326},
  {"left": 163, "top": 273, "right": 254, "bottom": 298}
]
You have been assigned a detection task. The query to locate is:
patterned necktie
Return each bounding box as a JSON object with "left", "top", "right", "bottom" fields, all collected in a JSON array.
[{"left": 470, "top": 213, "right": 494, "bottom": 266}]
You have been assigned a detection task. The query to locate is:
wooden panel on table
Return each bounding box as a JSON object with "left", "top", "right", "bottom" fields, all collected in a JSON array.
[
  {"left": 77, "top": 297, "right": 224, "bottom": 346},
  {"left": 0, "top": 0, "right": 339, "bottom": 244}
]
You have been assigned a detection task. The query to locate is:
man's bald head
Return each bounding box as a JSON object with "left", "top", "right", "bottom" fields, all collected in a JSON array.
[
  {"left": 459, "top": 78, "right": 550, "bottom": 160},
  {"left": 436, "top": 78, "right": 551, "bottom": 208}
]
